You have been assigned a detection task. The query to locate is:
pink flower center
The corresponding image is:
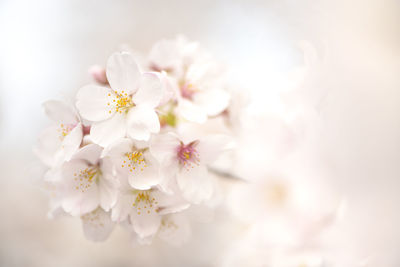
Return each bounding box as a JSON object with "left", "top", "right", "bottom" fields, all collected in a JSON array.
[
  {"left": 177, "top": 141, "right": 200, "bottom": 170},
  {"left": 180, "top": 82, "right": 196, "bottom": 100}
]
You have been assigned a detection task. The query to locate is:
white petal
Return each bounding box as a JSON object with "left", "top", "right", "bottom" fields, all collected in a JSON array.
[
  {"left": 149, "top": 39, "right": 182, "bottom": 71},
  {"left": 43, "top": 100, "right": 77, "bottom": 123},
  {"left": 193, "top": 89, "right": 230, "bottom": 116},
  {"left": 98, "top": 158, "right": 119, "bottom": 211},
  {"left": 152, "top": 190, "right": 190, "bottom": 215},
  {"left": 61, "top": 160, "right": 99, "bottom": 216},
  {"left": 177, "top": 99, "right": 207, "bottom": 123},
  {"left": 111, "top": 193, "right": 135, "bottom": 222},
  {"left": 176, "top": 165, "right": 213, "bottom": 204},
  {"left": 132, "top": 72, "right": 163, "bottom": 108},
  {"left": 149, "top": 132, "right": 180, "bottom": 165},
  {"left": 71, "top": 143, "right": 103, "bottom": 165},
  {"left": 81, "top": 208, "right": 115, "bottom": 242},
  {"left": 130, "top": 211, "right": 161, "bottom": 239},
  {"left": 128, "top": 151, "right": 161, "bottom": 190},
  {"left": 33, "top": 126, "right": 62, "bottom": 167},
  {"left": 90, "top": 112, "right": 127, "bottom": 147},
  {"left": 197, "top": 134, "right": 235, "bottom": 164},
  {"left": 102, "top": 137, "right": 133, "bottom": 158},
  {"left": 158, "top": 214, "right": 191, "bottom": 246},
  {"left": 55, "top": 123, "right": 83, "bottom": 163},
  {"left": 76, "top": 85, "right": 114, "bottom": 121},
  {"left": 126, "top": 105, "right": 160, "bottom": 141},
  {"left": 106, "top": 52, "right": 140, "bottom": 94}
]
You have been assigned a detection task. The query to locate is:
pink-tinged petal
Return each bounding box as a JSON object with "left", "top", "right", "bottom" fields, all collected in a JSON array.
[
  {"left": 81, "top": 208, "right": 115, "bottom": 242},
  {"left": 193, "top": 88, "right": 230, "bottom": 116},
  {"left": 177, "top": 99, "right": 207, "bottom": 123},
  {"left": 176, "top": 165, "right": 213, "bottom": 204},
  {"left": 61, "top": 160, "right": 100, "bottom": 216},
  {"left": 149, "top": 132, "right": 180, "bottom": 165},
  {"left": 153, "top": 190, "right": 190, "bottom": 215},
  {"left": 106, "top": 52, "right": 140, "bottom": 94},
  {"left": 130, "top": 211, "right": 161, "bottom": 239},
  {"left": 98, "top": 158, "right": 119, "bottom": 211},
  {"left": 132, "top": 72, "right": 163, "bottom": 108},
  {"left": 33, "top": 125, "right": 62, "bottom": 167},
  {"left": 42, "top": 100, "right": 77, "bottom": 123},
  {"left": 128, "top": 151, "right": 161, "bottom": 190},
  {"left": 158, "top": 214, "right": 191, "bottom": 246},
  {"left": 102, "top": 138, "right": 132, "bottom": 158},
  {"left": 56, "top": 122, "right": 83, "bottom": 163},
  {"left": 197, "top": 134, "right": 235, "bottom": 164},
  {"left": 111, "top": 193, "right": 135, "bottom": 222},
  {"left": 71, "top": 143, "right": 103, "bottom": 165},
  {"left": 126, "top": 105, "right": 160, "bottom": 141},
  {"left": 148, "top": 39, "right": 181, "bottom": 72},
  {"left": 89, "top": 65, "right": 108, "bottom": 85},
  {"left": 76, "top": 85, "right": 113, "bottom": 121},
  {"left": 90, "top": 112, "right": 127, "bottom": 147}
]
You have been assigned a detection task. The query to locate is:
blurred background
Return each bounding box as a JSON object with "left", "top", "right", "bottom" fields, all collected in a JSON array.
[{"left": 0, "top": 0, "right": 400, "bottom": 266}]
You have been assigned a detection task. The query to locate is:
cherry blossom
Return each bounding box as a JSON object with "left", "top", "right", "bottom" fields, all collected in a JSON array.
[
  {"left": 34, "top": 100, "right": 83, "bottom": 168},
  {"left": 59, "top": 144, "right": 119, "bottom": 216},
  {"left": 76, "top": 52, "right": 164, "bottom": 146},
  {"left": 150, "top": 132, "right": 233, "bottom": 203}
]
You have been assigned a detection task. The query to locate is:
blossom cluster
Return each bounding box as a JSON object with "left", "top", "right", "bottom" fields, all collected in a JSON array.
[{"left": 35, "top": 37, "right": 235, "bottom": 245}]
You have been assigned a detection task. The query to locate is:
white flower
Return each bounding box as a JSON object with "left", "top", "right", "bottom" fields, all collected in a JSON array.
[
  {"left": 111, "top": 186, "right": 189, "bottom": 239},
  {"left": 60, "top": 144, "right": 119, "bottom": 216},
  {"left": 34, "top": 100, "right": 83, "bottom": 167},
  {"left": 76, "top": 52, "right": 164, "bottom": 147},
  {"left": 149, "top": 37, "right": 230, "bottom": 124},
  {"left": 150, "top": 132, "right": 233, "bottom": 204},
  {"left": 81, "top": 207, "right": 115, "bottom": 242},
  {"left": 103, "top": 138, "right": 161, "bottom": 190},
  {"left": 157, "top": 213, "right": 191, "bottom": 246}
]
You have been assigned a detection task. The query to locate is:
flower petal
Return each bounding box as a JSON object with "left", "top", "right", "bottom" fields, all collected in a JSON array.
[
  {"left": 149, "top": 132, "right": 180, "bottom": 165},
  {"left": 71, "top": 143, "right": 103, "bottom": 165},
  {"left": 128, "top": 151, "right": 161, "bottom": 190},
  {"left": 176, "top": 165, "right": 213, "bottom": 204},
  {"left": 43, "top": 100, "right": 77, "bottom": 123},
  {"left": 132, "top": 72, "right": 163, "bottom": 108},
  {"left": 98, "top": 158, "right": 119, "bottom": 211},
  {"left": 197, "top": 134, "right": 235, "bottom": 164},
  {"left": 193, "top": 88, "right": 230, "bottom": 116},
  {"left": 126, "top": 105, "right": 160, "bottom": 141},
  {"left": 61, "top": 160, "right": 100, "bottom": 216},
  {"left": 56, "top": 122, "right": 83, "bottom": 163},
  {"left": 177, "top": 99, "right": 207, "bottom": 123},
  {"left": 90, "top": 112, "right": 127, "bottom": 147},
  {"left": 76, "top": 85, "right": 113, "bottom": 121},
  {"left": 81, "top": 208, "right": 115, "bottom": 242},
  {"left": 111, "top": 193, "right": 135, "bottom": 222},
  {"left": 33, "top": 126, "right": 62, "bottom": 167},
  {"left": 158, "top": 214, "right": 191, "bottom": 246},
  {"left": 106, "top": 52, "right": 140, "bottom": 94},
  {"left": 130, "top": 211, "right": 161, "bottom": 239}
]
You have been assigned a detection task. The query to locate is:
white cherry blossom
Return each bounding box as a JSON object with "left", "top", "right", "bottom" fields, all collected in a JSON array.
[
  {"left": 81, "top": 207, "right": 115, "bottom": 242},
  {"left": 149, "top": 36, "right": 230, "bottom": 124},
  {"left": 59, "top": 144, "right": 119, "bottom": 216},
  {"left": 150, "top": 132, "right": 233, "bottom": 203},
  {"left": 76, "top": 52, "right": 164, "bottom": 147},
  {"left": 35, "top": 100, "right": 83, "bottom": 168},
  {"left": 103, "top": 138, "right": 161, "bottom": 190},
  {"left": 111, "top": 186, "right": 189, "bottom": 239}
]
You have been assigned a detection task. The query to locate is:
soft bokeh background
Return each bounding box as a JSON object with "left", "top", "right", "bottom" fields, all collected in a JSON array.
[{"left": 0, "top": 0, "right": 400, "bottom": 266}]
